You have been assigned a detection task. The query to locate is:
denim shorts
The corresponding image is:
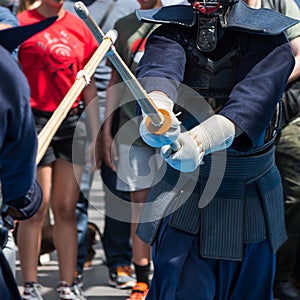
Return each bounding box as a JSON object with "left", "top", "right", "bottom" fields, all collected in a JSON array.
[
  {"left": 116, "top": 144, "right": 163, "bottom": 192},
  {"left": 33, "top": 109, "right": 87, "bottom": 166}
]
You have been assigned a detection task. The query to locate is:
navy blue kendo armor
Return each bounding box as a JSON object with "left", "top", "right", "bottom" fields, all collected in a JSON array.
[
  {"left": 135, "top": 0, "right": 297, "bottom": 260},
  {"left": 133, "top": 2, "right": 298, "bottom": 299}
]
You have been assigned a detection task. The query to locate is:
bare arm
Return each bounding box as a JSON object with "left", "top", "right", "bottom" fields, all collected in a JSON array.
[
  {"left": 82, "top": 76, "right": 101, "bottom": 167},
  {"left": 288, "top": 36, "right": 300, "bottom": 83},
  {"left": 101, "top": 69, "right": 122, "bottom": 171}
]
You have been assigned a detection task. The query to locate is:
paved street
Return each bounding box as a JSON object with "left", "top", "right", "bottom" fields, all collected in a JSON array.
[{"left": 16, "top": 172, "right": 134, "bottom": 300}]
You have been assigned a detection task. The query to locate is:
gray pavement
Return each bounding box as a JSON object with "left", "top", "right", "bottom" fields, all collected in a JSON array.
[{"left": 16, "top": 172, "right": 134, "bottom": 300}]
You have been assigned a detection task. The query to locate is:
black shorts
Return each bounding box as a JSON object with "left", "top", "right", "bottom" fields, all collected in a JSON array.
[{"left": 33, "top": 109, "right": 87, "bottom": 167}]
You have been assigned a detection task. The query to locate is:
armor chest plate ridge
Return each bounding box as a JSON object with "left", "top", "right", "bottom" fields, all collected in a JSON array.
[{"left": 183, "top": 35, "right": 243, "bottom": 100}]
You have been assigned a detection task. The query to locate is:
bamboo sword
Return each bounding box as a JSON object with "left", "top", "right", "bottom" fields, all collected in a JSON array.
[{"left": 74, "top": 1, "right": 173, "bottom": 135}]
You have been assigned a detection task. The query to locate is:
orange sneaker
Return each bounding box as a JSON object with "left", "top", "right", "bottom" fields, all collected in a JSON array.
[
  {"left": 108, "top": 266, "right": 136, "bottom": 289},
  {"left": 126, "top": 282, "right": 149, "bottom": 300}
]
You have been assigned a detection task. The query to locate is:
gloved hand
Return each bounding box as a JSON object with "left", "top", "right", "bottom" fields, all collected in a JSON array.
[
  {"left": 139, "top": 91, "right": 181, "bottom": 148},
  {"left": 161, "top": 115, "right": 235, "bottom": 172},
  {"left": 161, "top": 131, "right": 205, "bottom": 172}
]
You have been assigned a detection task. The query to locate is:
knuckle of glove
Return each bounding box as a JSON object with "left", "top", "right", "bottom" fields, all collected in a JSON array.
[
  {"left": 163, "top": 132, "right": 203, "bottom": 172},
  {"left": 160, "top": 144, "right": 172, "bottom": 159}
]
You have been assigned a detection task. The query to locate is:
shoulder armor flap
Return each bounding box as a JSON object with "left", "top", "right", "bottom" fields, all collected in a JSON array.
[
  {"left": 226, "top": 0, "right": 299, "bottom": 35},
  {"left": 0, "top": 16, "right": 57, "bottom": 52},
  {"left": 136, "top": 5, "right": 195, "bottom": 27}
]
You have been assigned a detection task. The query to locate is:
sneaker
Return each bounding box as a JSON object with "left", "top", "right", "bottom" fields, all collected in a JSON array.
[
  {"left": 72, "top": 277, "right": 86, "bottom": 300},
  {"left": 22, "top": 282, "right": 43, "bottom": 300},
  {"left": 74, "top": 271, "right": 84, "bottom": 288},
  {"left": 72, "top": 283, "right": 86, "bottom": 300},
  {"left": 126, "top": 282, "right": 149, "bottom": 300},
  {"left": 57, "top": 273, "right": 84, "bottom": 292},
  {"left": 108, "top": 266, "right": 136, "bottom": 289},
  {"left": 58, "top": 281, "right": 86, "bottom": 300}
]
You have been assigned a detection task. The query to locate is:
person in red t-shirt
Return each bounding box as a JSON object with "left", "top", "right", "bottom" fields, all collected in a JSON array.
[{"left": 16, "top": 0, "right": 100, "bottom": 299}]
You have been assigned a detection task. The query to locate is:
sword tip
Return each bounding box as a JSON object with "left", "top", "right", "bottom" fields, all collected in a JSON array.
[
  {"left": 74, "top": 1, "right": 89, "bottom": 19},
  {"left": 105, "top": 29, "right": 118, "bottom": 44}
]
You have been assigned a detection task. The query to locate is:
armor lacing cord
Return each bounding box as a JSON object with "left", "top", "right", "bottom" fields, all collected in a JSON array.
[{"left": 76, "top": 70, "right": 91, "bottom": 86}]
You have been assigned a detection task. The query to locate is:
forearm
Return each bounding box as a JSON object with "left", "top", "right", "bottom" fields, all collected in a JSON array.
[
  {"left": 83, "top": 76, "right": 101, "bottom": 142},
  {"left": 288, "top": 37, "right": 300, "bottom": 83},
  {"left": 103, "top": 69, "right": 121, "bottom": 136}
]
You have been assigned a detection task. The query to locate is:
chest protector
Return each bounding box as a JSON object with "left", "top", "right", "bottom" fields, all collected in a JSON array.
[
  {"left": 176, "top": 23, "right": 243, "bottom": 112},
  {"left": 183, "top": 39, "right": 242, "bottom": 100}
]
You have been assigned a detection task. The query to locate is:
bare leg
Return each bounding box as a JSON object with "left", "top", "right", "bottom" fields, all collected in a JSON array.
[
  {"left": 131, "top": 189, "right": 151, "bottom": 266},
  {"left": 51, "top": 158, "right": 82, "bottom": 285},
  {"left": 17, "top": 164, "right": 52, "bottom": 283}
]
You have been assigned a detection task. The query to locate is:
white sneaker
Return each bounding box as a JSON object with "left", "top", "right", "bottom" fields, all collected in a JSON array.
[
  {"left": 72, "top": 283, "right": 86, "bottom": 299},
  {"left": 58, "top": 281, "right": 86, "bottom": 300},
  {"left": 22, "top": 282, "right": 43, "bottom": 300},
  {"left": 72, "top": 274, "right": 86, "bottom": 299}
]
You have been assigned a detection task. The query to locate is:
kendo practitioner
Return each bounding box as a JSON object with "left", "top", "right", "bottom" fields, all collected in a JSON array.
[
  {"left": 133, "top": 1, "right": 299, "bottom": 299},
  {"left": 0, "top": 18, "right": 55, "bottom": 300}
]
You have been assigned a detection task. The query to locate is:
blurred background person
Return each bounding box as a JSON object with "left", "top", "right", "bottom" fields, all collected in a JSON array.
[
  {"left": 100, "top": 1, "right": 163, "bottom": 299},
  {"left": 16, "top": 0, "right": 100, "bottom": 299},
  {"left": 64, "top": 0, "right": 140, "bottom": 291}
]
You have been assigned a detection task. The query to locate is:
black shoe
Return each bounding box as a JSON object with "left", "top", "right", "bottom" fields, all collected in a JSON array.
[{"left": 274, "top": 280, "right": 300, "bottom": 300}]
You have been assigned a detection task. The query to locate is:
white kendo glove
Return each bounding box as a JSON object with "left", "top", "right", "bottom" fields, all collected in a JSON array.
[
  {"left": 161, "top": 115, "right": 235, "bottom": 172},
  {"left": 139, "top": 91, "right": 181, "bottom": 148}
]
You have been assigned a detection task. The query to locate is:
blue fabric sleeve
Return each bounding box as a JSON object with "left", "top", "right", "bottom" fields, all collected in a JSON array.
[
  {"left": 136, "top": 28, "right": 295, "bottom": 150},
  {"left": 220, "top": 34, "right": 294, "bottom": 149},
  {"left": 0, "top": 46, "right": 37, "bottom": 202},
  {"left": 136, "top": 33, "right": 186, "bottom": 101}
]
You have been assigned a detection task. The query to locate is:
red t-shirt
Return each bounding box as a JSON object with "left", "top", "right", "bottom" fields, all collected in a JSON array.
[{"left": 17, "top": 9, "right": 98, "bottom": 112}]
